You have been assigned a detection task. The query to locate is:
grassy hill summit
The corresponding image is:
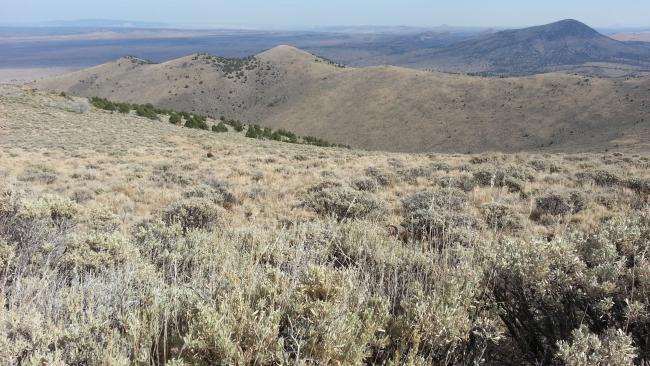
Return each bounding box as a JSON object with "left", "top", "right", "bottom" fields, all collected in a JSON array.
[
  {"left": 34, "top": 45, "right": 650, "bottom": 153},
  {"left": 1, "top": 85, "right": 650, "bottom": 364}
]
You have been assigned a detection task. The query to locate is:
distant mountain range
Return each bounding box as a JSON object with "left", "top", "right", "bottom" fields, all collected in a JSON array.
[
  {"left": 5, "top": 19, "right": 650, "bottom": 78},
  {"left": 340, "top": 19, "right": 650, "bottom": 77},
  {"left": 2, "top": 19, "right": 171, "bottom": 28},
  {"left": 33, "top": 45, "right": 650, "bottom": 153}
]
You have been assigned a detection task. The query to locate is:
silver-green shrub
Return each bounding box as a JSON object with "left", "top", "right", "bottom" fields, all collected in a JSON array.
[{"left": 303, "top": 186, "right": 385, "bottom": 222}]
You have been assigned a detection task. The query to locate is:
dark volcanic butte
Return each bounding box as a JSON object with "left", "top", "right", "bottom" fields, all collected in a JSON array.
[{"left": 384, "top": 19, "right": 650, "bottom": 76}]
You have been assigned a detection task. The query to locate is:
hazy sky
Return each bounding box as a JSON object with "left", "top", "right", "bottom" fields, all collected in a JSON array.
[{"left": 3, "top": 0, "right": 650, "bottom": 28}]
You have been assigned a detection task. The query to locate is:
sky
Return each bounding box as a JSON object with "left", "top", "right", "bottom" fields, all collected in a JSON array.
[{"left": 2, "top": 0, "right": 650, "bottom": 29}]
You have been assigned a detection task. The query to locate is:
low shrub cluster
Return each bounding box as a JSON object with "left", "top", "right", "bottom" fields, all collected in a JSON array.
[
  {"left": 200, "top": 54, "right": 259, "bottom": 77},
  {"left": 313, "top": 54, "right": 347, "bottom": 68},
  {"left": 302, "top": 135, "right": 351, "bottom": 148},
  {"left": 365, "top": 167, "right": 398, "bottom": 188},
  {"left": 578, "top": 169, "right": 650, "bottom": 196},
  {"left": 184, "top": 114, "right": 208, "bottom": 130},
  {"left": 211, "top": 122, "right": 228, "bottom": 133},
  {"left": 401, "top": 189, "right": 478, "bottom": 244},
  {"left": 488, "top": 215, "right": 650, "bottom": 363},
  {"left": 90, "top": 96, "right": 121, "bottom": 112},
  {"left": 220, "top": 116, "right": 245, "bottom": 132},
  {"left": 244, "top": 124, "right": 351, "bottom": 148},
  {"left": 162, "top": 198, "right": 223, "bottom": 232},
  {"left": 531, "top": 190, "right": 588, "bottom": 223},
  {"left": 18, "top": 164, "right": 58, "bottom": 185},
  {"left": 91, "top": 96, "right": 172, "bottom": 121},
  {"left": 434, "top": 173, "right": 476, "bottom": 192},
  {"left": 303, "top": 185, "right": 385, "bottom": 221},
  {"left": 181, "top": 181, "right": 238, "bottom": 209},
  {"left": 473, "top": 164, "right": 535, "bottom": 187},
  {"left": 135, "top": 103, "right": 161, "bottom": 120},
  {"left": 481, "top": 202, "right": 523, "bottom": 231}
]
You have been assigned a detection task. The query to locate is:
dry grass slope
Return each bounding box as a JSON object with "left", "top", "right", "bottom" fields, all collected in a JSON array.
[
  {"left": 1, "top": 85, "right": 650, "bottom": 365},
  {"left": 33, "top": 46, "right": 650, "bottom": 154}
]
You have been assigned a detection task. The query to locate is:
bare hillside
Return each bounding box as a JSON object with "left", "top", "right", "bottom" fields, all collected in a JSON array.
[{"left": 34, "top": 45, "right": 650, "bottom": 153}]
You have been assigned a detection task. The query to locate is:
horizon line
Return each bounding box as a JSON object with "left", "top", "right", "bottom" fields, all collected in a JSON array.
[{"left": 2, "top": 18, "right": 650, "bottom": 32}]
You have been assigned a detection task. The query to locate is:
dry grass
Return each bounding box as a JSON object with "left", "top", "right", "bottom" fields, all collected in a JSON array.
[{"left": 1, "top": 85, "right": 650, "bottom": 364}]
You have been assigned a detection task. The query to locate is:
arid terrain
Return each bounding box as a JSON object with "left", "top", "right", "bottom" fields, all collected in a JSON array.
[
  {"left": 1, "top": 85, "right": 650, "bottom": 364},
  {"left": 34, "top": 45, "right": 650, "bottom": 153}
]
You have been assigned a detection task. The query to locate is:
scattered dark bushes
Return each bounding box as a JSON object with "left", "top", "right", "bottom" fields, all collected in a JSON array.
[
  {"left": 578, "top": 169, "right": 623, "bottom": 187},
  {"left": 117, "top": 103, "right": 131, "bottom": 114},
  {"left": 398, "top": 166, "right": 433, "bottom": 184},
  {"left": 302, "top": 135, "right": 350, "bottom": 148},
  {"left": 211, "top": 122, "right": 228, "bottom": 133},
  {"left": 184, "top": 114, "right": 208, "bottom": 130},
  {"left": 220, "top": 117, "right": 245, "bottom": 132},
  {"left": 90, "top": 95, "right": 348, "bottom": 148},
  {"left": 473, "top": 164, "right": 536, "bottom": 187},
  {"left": 364, "top": 167, "right": 398, "bottom": 188},
  {"left": 135, "top": 103, "right": 159, "bottom": 120},
  {"left": 531, "top": 190, "right": 588, "bottom": 222},
  {"left": 90, "top": 96, "right": 116, "bottom": 111},
  {"left": 245, "top": 124, "right": 349, "bottom": 148},
  {"left": 246, "top": 125, "right": 295, "bottom": 143},
  {"left": 482, "top": 202, "right": 523, "bottom": 231},
  {"left": 578, "top": 170, "right": 650, "bottom": 198},
  {"left": 90, "top": 97, "right": 131, "bottom": 115},
  {"left": 169, "top": 112, "right": 182, "bottom": 124},
  {"left": 434, "top": 174, "right": 476, "bottom": 192},
  {"left": 353, "top": 178, "right": 379, "bottom": 192}
]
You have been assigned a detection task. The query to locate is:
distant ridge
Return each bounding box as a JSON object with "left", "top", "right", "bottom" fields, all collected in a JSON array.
[
  {"left": 38, "top": 19, "right": 171, "bottom": 28},
  {"left": 4, "top": 20, "right": 650, "bottom": 78},
  {"left": 391, "top": 19, "right": 650, "bottom": 76},
  {"left": 33, "top": 45, "right": 650, "bottom": 153}
]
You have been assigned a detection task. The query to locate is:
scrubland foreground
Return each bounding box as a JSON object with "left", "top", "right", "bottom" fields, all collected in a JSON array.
[{"left": 1, "top": 85, "right": 650, "bottom": 365}]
